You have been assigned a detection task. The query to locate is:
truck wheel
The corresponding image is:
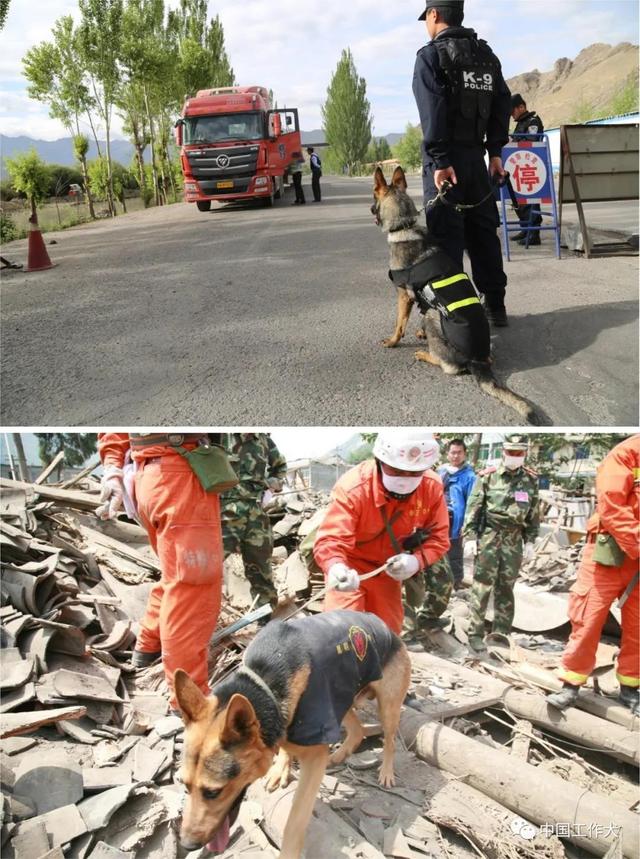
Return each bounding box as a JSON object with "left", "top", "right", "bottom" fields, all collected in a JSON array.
[{"left": 196, "top": 200, "right": 211, "bottom": 212}]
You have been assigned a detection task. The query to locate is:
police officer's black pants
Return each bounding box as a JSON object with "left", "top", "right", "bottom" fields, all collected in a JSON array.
[
  {"left": 311, "top": 170, "right": 321, "bottom": 202},
  {"left": 423, "top": 146, "right": 507, "bottom": 310},
  {"left": 519, "top": 203, "right": 542, "bottom": 229},
  {"left": 447, "top": 536, "right": 464, "bottom": 586},
  {"left": 292, "top": 171, "right": 305, "bottom": 203}
]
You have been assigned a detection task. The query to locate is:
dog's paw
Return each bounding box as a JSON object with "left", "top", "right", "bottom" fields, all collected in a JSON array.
[
  {"left": 414, "top": 349, "right": 437, "bottom": 365},
  {"left": 381, "top": 337, "right": 399, "bottom": 348},
  {"left": 264, "top": 760, "right": 291, "bottom": 791},
  {"left": 378, "top": 765, "right": 396, "bottom": 788},
  {"left": 415, "top": 328, "right": 427, "bottom": 340}
]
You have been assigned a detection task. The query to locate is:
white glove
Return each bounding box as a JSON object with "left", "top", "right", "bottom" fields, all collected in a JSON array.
[
  {"left": 464, "top": 540, "right": 478, "bottom": 558},
  {"left": 327, "top": 563, "right": 360, "bottom": 592},
  {"left": 261, "top": 489, "right": 275, "bottom": 509},
  {"left": 385, "top": 553, "right": 420, "bottom": 581},
  {"left": 96, "top": 465, "right": 124, "bottom": 520},
  {"left": 267, "top": 477, "right": 283, "bottom": 492},
  {"left": 523, "top": 542, "right": 535, "bottom": 561}
]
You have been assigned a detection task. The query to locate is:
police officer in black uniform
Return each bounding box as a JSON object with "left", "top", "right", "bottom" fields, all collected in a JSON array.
[
  {"left": 413, "top": 0, "right": 512, "bottom": 327},
  {"left": 510, "top": 94, "right": 544, "bottom": 245}
]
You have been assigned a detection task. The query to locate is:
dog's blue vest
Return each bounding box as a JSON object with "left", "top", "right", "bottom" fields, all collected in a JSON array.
[{"left": 286, "top": 610, "right": 397, "bottom": 746}]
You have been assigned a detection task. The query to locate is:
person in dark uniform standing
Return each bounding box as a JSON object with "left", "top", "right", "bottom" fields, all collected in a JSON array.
[
  {"left": 307, "top": 146, "right": 322, "bottom": 202},
  {"left": 510, "top": 94, "right": 544, "bottom": 246},
  {"left": 413, "top": 1, "right": 512, "bottom": 327}
]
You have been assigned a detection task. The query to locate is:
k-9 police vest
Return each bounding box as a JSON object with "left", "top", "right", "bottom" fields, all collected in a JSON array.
[{"left": 434, "top": 34, "right": 500, "bottom": 146}]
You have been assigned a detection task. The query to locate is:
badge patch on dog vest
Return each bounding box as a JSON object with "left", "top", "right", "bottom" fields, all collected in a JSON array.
[{"left": 349, "top": 626, "right": 369, "bottom": 661}]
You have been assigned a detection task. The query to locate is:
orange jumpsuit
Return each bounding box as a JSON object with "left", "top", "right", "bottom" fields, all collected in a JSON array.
[
  {"left": 313, "top": 459, "right": 450, "bottom": 633},
  {"left": 98, "top": 433, "right": 223, "bottom": 707},
  {"left": 559, "top": 435, "right": 640, "bottom": 688}
]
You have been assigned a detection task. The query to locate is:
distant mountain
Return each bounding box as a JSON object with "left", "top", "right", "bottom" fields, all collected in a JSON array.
[
  {"left": 506, "top": 42, "right": 639, "bottom": 129},
  {"left": 0, "top": 135, "right": 147, "bottom": 178}
]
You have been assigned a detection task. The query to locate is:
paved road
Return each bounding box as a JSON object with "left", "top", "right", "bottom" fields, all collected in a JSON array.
[{"left": 1, "top": 176, "right": 637, "bottom": 426}]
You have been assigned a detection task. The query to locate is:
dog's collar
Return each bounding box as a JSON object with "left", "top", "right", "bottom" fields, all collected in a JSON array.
[
  {"left": 237, "top": 664, "right": 280, "bottom": 712},
  {"left": 387, "top": 227, "right": 425, "bottom": 244}
]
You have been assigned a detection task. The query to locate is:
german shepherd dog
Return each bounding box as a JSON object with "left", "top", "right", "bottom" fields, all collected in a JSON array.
[
  {"left": 372, "top": 166, "right": 542, "bottom": 425},
  {"left": 175, "top": 610, "right": 411, "bottom": 858}
]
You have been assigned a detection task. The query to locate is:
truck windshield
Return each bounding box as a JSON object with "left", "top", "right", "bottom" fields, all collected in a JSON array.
[{"left": 184, "top": 112, "right": 263, "bottom": 143}]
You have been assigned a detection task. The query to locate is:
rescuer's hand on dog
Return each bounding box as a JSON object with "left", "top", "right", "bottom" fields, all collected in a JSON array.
[
  {"left": 464, "top": 540, "right": 478, "bottom": 558},
  {"left": 433, "top": 166, "right": 457, "bottom": 190},
  {"left": 96, "top": 466, "right": 124, "bottom": 520},
  {"left": 327, "top": 563, "right": 360, "bottom": 592},
  {"left": 385, "top": 553, "right": 420, "bottom": 581}
]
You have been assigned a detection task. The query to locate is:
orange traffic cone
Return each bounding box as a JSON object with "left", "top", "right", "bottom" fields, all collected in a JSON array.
[{"left": 26, "top": 214, "right": 55, "bottom": 273}]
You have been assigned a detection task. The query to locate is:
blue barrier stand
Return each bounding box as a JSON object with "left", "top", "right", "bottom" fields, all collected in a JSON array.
[{"left": 499, "top": 134, "right": 561, "bottom": 260}]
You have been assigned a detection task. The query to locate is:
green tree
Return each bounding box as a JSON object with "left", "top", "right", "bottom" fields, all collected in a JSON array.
[
  {"left": 394, "top": 123, "right": 423, "bottom": 171},
  {"left": 78, "top": 0, "right": 124, "bottom": 217},
  {"left": 22, "top": 17, "right": 99, "bottom": 219},
  {"left": 366, "top": 136, "right": 392, "bottom": 164},
  {"left": 35, "top": 433, "right": 97, "bottom": 479},
  {"left": 609, "top": 75, "right": 639, "bottom": 115},
  {"left": 167, "top": 0, "right": 234, "bottom": 98},
  {"left": 322, "top": 48, "right": 372, "bottom": 175},
  {"left": 0, "top": 0, "right": 10, "bottom": 30},
  {"left": 72, "top": 134, "right": 97, "bottom": 218},
  {"left": 5, "top": 149, "right": 50, "bottom": 221}
]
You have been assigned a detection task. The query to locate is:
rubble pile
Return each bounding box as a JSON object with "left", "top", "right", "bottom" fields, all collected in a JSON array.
[
  {"left": 1, "top": 476, "right": 637, "bottom": 859},
  {"left": 519, "top": 531, "right": 585, "bottom": 591}
]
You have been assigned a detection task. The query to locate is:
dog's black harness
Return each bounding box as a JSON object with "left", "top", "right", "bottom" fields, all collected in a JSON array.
[{"left": 388, "top": 242, "right": 490, "bottom": 363}]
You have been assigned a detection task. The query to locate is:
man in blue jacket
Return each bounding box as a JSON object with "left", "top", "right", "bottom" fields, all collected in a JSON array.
[{"left": 438, "top": 438, "right": 476, "bottom": 587}]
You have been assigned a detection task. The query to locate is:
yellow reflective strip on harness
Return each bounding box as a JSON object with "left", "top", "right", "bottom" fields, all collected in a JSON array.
[
  {"left": 432, "top": 272, "right": 469, "bottom": 289},
  {"left": 447, "top": 297, "right": 481, "bottom": 312}
]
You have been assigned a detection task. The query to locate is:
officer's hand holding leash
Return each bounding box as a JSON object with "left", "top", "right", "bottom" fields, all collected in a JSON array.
[
  {"left": 327, "top": 563, "right": 361, "bottom": 592},
  {"left": 385, "top": 553, "right": 421, "bottom": 581},
  {"left": 488, "top": 156, "right": 507, "bottom": 182},
  {"left": 433, "top": 166, "right": 457, "bottom": 190}
]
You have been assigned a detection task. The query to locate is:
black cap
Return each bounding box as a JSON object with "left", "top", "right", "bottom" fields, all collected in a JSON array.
[
  {"left": 511, "top": 93, "right": 526, "bottom": 110},
  {"left": 418, "top": 0, "right": 464, "bottom": 21}
]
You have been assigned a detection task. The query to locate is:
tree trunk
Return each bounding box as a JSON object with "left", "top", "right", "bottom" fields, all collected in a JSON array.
[
  {"left": 143, "top": 85, "right": 160, "bottom": 207},
  {"left": 468, "top": 432, "right": 483, "bottom": 466},
  {"left": 104, "top": 106, "right": 116, "bottom": 217},
  {"left": 164, "top": 144, "right": 178, "bottom": 202},
  {"left": 398, "top": 707, "right": 638, "bottom": 858},
  {"left": 135, "top": 144, "right": 146, "bottom": 206},
  {"left": 11, "top": 434, "right": 30, "bottom": 482},
  {"left": 79, "top": 155, "right": 96, "bottom": 219}
]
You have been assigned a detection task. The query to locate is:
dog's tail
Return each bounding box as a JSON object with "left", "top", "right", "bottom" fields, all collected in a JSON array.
[{"left": 469, "top": 362, "right": 542, "bottom": 426}]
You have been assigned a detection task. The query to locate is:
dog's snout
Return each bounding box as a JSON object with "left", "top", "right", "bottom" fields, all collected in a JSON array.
[{"left": 180, "top": 834, "right": 204, "bottom": 851}]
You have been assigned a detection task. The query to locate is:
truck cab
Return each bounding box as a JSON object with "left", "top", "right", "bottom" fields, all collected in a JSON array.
[{"left": 175, "top": 86, "right": 301, "bottom": 211}]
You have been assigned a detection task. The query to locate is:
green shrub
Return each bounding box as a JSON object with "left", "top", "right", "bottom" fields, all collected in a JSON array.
[{"left": 0, "top": 212, "right": 18, "bottom": 243}]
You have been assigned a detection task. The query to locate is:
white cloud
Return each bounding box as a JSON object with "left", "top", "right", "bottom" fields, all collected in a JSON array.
[{"left": 0, "top": 0, "right": 637, "bottom": 141}]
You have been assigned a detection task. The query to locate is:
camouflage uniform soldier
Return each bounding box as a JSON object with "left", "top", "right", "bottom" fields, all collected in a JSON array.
[
  {"left": 462, "top": 436, "right": 539, "bottom": 651},
  {"left": 404, "top": 553, "right": 454, "bottom": 635},
  {"left": 221, "top": 433, "right": 287, "bottom": 607}
]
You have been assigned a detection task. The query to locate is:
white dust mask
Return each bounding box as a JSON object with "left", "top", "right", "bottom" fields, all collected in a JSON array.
[
  {"left": 503, "top": 455, "right": 525, "bottom": 470},
  {"left": 444, "top": 464, "right": 460, "bottom": 474},
  {"left": 381, "top": 472, "right": 423, "bottom": 495}
]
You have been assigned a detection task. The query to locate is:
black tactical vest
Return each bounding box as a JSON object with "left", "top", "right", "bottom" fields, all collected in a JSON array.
[{"left": 434, "top": 31, "right": 500, "bottom": 146}]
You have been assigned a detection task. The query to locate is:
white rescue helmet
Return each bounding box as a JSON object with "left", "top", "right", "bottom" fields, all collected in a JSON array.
[{"left": 373, "top": 431, "right": 440, "bottom": 472}]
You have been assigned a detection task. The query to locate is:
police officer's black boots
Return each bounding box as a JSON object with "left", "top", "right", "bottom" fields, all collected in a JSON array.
[
  {"left": 619, "top": 685, "right": 640, "bottom": 715},
  {"left": 486, "top": 306, "right": 509, "bottom": 327},
  {"left": 546, "top": 682, "right": 580, "bottom": 710}
]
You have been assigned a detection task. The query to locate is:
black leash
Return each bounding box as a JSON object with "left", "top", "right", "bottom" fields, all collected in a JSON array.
[{"left": 426, "top": 173, "right": 511, "bottom": 214}]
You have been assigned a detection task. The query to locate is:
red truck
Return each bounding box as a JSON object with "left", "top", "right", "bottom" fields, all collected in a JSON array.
[{"left": 175, "top": 85, "right": 302, "bottom": 211}]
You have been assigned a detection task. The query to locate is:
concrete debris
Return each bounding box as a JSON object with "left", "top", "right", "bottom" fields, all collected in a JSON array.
[{"left": 1, "top": 476, "right": 636, "bottom": 859}]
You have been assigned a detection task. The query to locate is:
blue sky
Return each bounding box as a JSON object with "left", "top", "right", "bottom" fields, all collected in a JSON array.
[{"left": 1, "top": 0, "right": 638, "bottom": 140}]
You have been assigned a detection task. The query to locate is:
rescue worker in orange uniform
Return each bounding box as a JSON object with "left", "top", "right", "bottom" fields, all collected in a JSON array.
[
  {"left": 313, "top": 431, "right": 450, "bottom": 634},
  {"left": 547, "top": 434, "right": 640, "bottom": 715},
  {"left": 96, "top": 433, "right": 224, "bottom": 710}
]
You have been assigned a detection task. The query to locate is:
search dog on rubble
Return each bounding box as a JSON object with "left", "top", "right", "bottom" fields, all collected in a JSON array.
[
  {"left": 176, "top": 609, "right": 411, "bottom": 859},
  {"left": 372, "top": 165, "right": 542, "bottom": 425}
]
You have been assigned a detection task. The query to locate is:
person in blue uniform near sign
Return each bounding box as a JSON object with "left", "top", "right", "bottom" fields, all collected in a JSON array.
[
  {"left": 413, "top": 1, "right": 512, "bottom": 327},
  {"left": 510, "top": 94, "right": 544, "bottom": 246}
]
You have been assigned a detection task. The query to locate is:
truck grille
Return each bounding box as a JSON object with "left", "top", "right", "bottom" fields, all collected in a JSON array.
[{"left": 186, "top": 144, "right": 260, "bottom": 180}]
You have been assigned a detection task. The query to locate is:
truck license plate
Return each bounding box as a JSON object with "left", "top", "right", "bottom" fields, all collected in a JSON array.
[{"left": 216, "top": 180, "right": 234, "bottom": 189}]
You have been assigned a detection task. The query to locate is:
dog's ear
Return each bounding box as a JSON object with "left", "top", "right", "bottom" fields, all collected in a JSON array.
[
  {"left": 391, "top": 166, "right": 407, "bottom": 191},
  {"left": 174, "top": 669, "right": 208, "bottom": 724},
  {"left": 221, "top": 694, "right": 259, "bottom": 745},
  {"left": 373, "top": 166, "right": 387, "bottom": 195}
]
